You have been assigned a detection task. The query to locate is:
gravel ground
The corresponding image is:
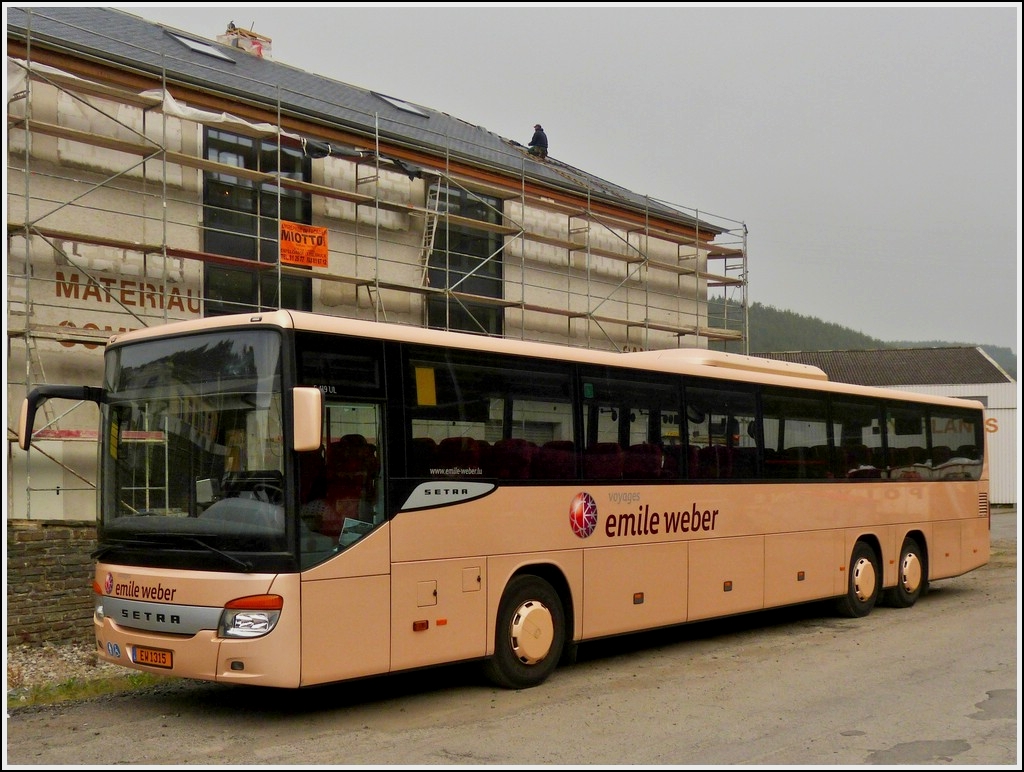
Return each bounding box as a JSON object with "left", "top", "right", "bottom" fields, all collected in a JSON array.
[{"left": 6, "top": 641, "right": 124, "bottom": 694}]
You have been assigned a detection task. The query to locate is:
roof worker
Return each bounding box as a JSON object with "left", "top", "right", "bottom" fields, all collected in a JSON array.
[{"left": 528, "top": 124, "right": 548, "bottom": 159}]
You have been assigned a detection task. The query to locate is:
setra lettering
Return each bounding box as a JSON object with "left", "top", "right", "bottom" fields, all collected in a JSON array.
[{"left": 121, "top": 609, "right": 181, "bottom": 624}]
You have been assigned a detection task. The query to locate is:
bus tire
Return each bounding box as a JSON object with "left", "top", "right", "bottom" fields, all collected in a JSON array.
[
  {"left": 560, "top": 641, "right": 579, "bottom": 666},
  {"left": 835, "top": 541, "right": 880, "bottom": 618},
  {"left": 884, "top": 536, "right": 927, "bottom": 608},
  {"left": 483, "top": 575, "right": 565, "bottom": 690}
]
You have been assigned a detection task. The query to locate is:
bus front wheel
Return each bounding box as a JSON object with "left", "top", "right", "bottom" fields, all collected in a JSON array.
[
  {"left": 884, "top": 536, "right": 927, "bottom": 608},
  {"left": 836, "top": 541, "right": 880, "bottom": 618},
  {"left": 483, "top": 575, "right": 565, "bottom": 689}
]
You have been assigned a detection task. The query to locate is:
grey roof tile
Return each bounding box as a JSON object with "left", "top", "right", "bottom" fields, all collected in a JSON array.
[
  {"left": 6, "top": 6, "right": 712, "bottom": 231},
  {"left": 757, "top": 348, "right": 1013, "bottom": 387}
]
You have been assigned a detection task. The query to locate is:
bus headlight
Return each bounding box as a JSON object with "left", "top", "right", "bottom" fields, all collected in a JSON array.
[{"left": 219, "top": 594, "right": 283, "bottom": 639}]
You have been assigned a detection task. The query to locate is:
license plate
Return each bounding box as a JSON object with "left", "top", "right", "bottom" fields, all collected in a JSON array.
[{"left": 133, "top": 646, "right": 173, "bottom": 669}]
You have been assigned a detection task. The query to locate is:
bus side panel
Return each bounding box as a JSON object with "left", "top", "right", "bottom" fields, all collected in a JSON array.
[
  {"left": 582, "top": 542, "right": 688, "bottom": 639},
  {"left": 875, "top": 524, "right": 898, "bottom": 589},
  {"left": 300, "top": 527, "right": 392, "bottom": 686},
  {"left": 960, "top": 515, "right": 990, "bottom": 574},
  {"left": 928, "top": 520, "right": 962, "bottom": 580},
  {"left": 687, "top": 536, "right": 764, "bottom": 621},
  {"left": 832, "top": 530, "right": 850, "bottom": 597},
  {"left": 300, "top": 574, "right": 391, "bottom": 686},
  {"left": 390, "top": 558, "right": 487, "bottom": 672},
  {"left": 764, "top": 531, "right": 840, "bottom": 607},
  {"left": 302, "top": 524, "right": 391, "bottom": 581}
]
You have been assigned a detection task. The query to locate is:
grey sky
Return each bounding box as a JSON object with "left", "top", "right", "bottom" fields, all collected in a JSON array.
[{"left": 115, "top": 4, "right": 1020, "bottom": 354}]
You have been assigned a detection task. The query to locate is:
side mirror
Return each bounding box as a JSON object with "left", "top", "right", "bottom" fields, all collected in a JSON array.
[
  {"left": 292, "top": 387, "right": 323, "bottom": 452},
  {"left": 18, "top": 385, "right": 104, "bottom": 450}
]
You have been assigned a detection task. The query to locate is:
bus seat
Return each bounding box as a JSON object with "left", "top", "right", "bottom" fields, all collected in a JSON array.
[
  {"left": 931, "top": 445, "right": 952, "bottom": 465},
  {"left": 623, "top": 443, "right": 663, "bottom": 480},
  {"left": 697, "top": 445, "right": 732, "bottom": 479},
  {"left": 664, "top": 445, "right": 699, "bottom": 478},
  {"left": 687, "top": 445, "right": 700, "bottom": 477},
  {"left": 731, "top": 447, "right": 757, "bottom": 479},
  {"left": 436, "top": 436, "right": 483, "bottom": 473},
  {"left": 843, "top": 445, "right": 880, "bottom": 479},
  {"left": 487, "top": 438, "right": 537, "bottom": 479},
  {"left": 531, "top": 440, "right": 576, "bottom": 480},
  {"left": 324, "top": 434, "right": 378, "bottom": 535},
  {"left": 842, "top": 444, "right": 870, "bottom": 469},
  {"left": 584, "top": 442, "right": 623, "bottom": 480}
]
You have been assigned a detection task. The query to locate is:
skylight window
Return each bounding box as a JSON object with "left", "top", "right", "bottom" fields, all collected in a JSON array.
[
  {"left": 372, "top": 93, "right": 429, "bottom": 118},
  {"left": 169, "top": 33, "right": 235, "bottom": 63}
]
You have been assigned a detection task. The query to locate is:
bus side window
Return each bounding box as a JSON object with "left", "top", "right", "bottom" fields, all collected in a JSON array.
[{"left": 318, "top": 402, "right": 384, "bottom": 540}]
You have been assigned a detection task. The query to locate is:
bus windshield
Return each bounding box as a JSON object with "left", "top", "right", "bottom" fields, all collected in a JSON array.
[{"left": 99, "top": 330, "right": 291, "bottom": 560}]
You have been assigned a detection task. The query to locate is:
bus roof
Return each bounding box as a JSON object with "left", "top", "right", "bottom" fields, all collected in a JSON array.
[{"left": 106, "top": 311, "right": 984, "bottom": 411}]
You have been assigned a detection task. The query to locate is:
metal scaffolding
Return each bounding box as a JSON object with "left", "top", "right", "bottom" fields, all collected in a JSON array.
[{"left": 6, "top": 35, "right": 748, "bottom": 518}]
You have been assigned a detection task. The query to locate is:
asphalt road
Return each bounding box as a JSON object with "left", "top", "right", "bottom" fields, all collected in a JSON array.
[{"left": 5, "top": 510, "right": 1018, "bottom": 766}]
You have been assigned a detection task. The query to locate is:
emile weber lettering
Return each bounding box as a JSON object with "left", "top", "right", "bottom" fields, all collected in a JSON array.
[
  {"left": 604, "top": 491, "right": 718, "bottom": 538},
  {"left": 112, "top": 580, "right": 182, "bottom": 624},
  {"left": 112, "top": 579, "right": 178, "bottom": 601}
]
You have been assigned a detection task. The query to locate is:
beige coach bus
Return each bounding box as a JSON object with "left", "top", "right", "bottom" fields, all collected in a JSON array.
[{"left": 19, "top": 311, "right": 990, "bottom": 689}]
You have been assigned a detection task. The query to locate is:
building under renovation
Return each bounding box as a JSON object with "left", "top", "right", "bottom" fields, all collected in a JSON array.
[{"left": 6, "top": 8, "right": 749, "bottom": 521}]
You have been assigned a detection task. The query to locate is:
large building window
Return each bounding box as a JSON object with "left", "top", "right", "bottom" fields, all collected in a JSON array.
[
  {"left": 426, "top": 182, "right": 504, "bottom": 335},
  {"left": 203, "top": 129, "right": 313, "bottom": 316}
]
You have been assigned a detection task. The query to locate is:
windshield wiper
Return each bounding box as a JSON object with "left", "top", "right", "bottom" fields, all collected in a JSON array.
[
  {"left": 183, "top": 536, "right": 254, "bottom": 572},
  {"left": 91, "top": 538, "right": 148, "bottom": 560}
]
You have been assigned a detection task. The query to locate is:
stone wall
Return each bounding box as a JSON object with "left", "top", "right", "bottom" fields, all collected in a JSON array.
[{"left": 6, "top": 519, "right": 96, "bottom": 646}]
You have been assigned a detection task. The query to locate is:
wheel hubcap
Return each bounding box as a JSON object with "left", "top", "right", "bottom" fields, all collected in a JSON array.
[
  {"left": 852, "top": 557, "right": 876, "bottom": 602},
  {"left": 509, "top": 599, "right": 554, "bottom": 665},
  {"left": 900, "top": 552, "right": 922, "bottom": 594}
]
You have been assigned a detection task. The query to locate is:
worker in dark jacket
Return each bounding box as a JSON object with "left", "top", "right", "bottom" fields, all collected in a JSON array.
[{"left": 528, "top": 124, "right": 548, "bottom": 159}]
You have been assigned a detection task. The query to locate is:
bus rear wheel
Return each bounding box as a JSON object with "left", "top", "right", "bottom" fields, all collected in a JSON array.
[
  {"left": 483, "top": 575, "right": 565, "bottom": 689},
  {"left": 885, "top": 536, "right": 927, "bottom": 608},
  {"left": 836, "top": 541, "right": 880, "bottom": 618}
]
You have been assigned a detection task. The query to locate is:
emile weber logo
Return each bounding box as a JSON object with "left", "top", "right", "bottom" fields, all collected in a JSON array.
[
  {"left": 569, "top": 491, "right": 719, "bottom": 539},
  {"left": 105, "top": 573, "right": 178, "bottom": 601}
]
